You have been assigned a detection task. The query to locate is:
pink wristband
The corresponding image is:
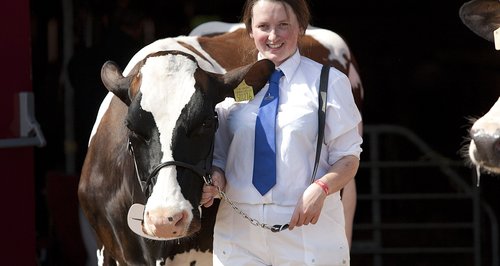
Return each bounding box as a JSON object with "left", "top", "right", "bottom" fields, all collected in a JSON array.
[{"left": 314, "top": 180, "right": 329, "bottom": 195}]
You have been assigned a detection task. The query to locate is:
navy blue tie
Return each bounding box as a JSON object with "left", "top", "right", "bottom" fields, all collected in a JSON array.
[{"left": 252, "top": 69, "right": 283, "bottom": 195}]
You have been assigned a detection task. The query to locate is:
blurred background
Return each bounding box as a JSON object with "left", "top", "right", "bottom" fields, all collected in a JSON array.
[{"left": 0, "top": 0, "right": 498, "bottom": 265}]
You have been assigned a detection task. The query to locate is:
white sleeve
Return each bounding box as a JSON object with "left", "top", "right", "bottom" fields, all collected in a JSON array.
[
  {"left": 324, "top": 71, "right": 363, "bottom": 165},
  {"left": 212, "top": 98, "right": 233, "bottom": 170}
]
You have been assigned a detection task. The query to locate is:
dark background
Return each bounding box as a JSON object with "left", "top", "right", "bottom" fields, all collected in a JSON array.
[{"left": 30, "top": 0, "right": 499, "bottom": 265}]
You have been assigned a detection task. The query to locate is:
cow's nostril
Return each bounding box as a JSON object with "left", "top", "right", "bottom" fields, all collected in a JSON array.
[
  {"left": 145, "top": 209, "right": 185, "bottom": 225},
  {"left": 162, "top": 212, "right": 184, "bottom": 225}
]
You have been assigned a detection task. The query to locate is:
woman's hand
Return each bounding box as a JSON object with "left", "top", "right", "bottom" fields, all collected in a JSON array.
[
  {"left": 200, "top": 167, "right": 226, "bottom": 208},
  {"left": 288, "top": 182, "right": 327, "bottom": 230},
  {"left": 288, "top": 155, "right": 359, "bottom": 229}
]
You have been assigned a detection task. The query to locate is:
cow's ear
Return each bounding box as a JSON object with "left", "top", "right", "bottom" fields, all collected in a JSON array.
[
  {"left": 217, "top": 59, "right": 275, "bottom": 103},
  {"left": 101, "top": 61, "right": 133, "bottom": 106},
  {"left": 459, "top": 0, "right": 498, "bottom": 43}
]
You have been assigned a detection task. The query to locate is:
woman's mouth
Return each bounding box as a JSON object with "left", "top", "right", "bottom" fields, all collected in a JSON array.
[{"left": 267, "top": 42, "right": 283, "bottom": 49}]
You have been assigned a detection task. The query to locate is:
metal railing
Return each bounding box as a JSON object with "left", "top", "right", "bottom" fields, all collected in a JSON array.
[{"left": 351, "top": 124, "right": 498, "bottom": 266}]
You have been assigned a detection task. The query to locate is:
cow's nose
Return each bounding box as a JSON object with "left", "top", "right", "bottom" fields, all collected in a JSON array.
[
  {"left": 147, "top": 210, "right": 183, "bottom": 225},
  {"left": 145, "top": 209, "right": 188, "bottom": 238},
  {"left": 471, "top": 129, "right": 500, "bottom": 162}
]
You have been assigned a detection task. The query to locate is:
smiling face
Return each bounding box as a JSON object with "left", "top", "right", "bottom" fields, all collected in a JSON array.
[{"left": 249, "top": 0, "right": 303, "bottom": 66}]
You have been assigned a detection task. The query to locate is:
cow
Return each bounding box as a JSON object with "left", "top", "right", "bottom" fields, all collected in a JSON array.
[
  {"left": 79, "top": 22, "right": 364, "bottom": 265},
  {"left": 79, "top": 52, "right": 274, "bottom": 265},
  {"left": 459, "top": 0, "right": 500, "bottom": 179}
]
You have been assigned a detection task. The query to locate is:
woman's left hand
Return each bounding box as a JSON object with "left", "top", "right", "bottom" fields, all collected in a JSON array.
[
  {"left": 200, "top": 167, "right": 226, "bottom": 208},
  {"left": 288, "top": 183, "right": 327, "bottom": 230}
]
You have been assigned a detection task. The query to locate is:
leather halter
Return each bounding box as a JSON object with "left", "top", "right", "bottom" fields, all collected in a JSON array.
[
  {"left": 127, "top": 115, "right": 217, "bottom": 198},
  {"left": 125, "top": 120, "right": 215, "bottom": 241}
]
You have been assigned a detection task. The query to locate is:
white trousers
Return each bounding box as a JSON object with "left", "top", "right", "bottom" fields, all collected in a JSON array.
[{"left": 213, "top": 194, "right": 350, "bottom": 266}]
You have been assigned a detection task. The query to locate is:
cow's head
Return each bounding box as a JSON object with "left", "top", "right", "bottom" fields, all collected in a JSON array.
[
  {"left": 459, "top": 0, "right": 500, "bottom": 180},
  {"left": 101, "top": 50, "right": 274, "bottom": 240}
]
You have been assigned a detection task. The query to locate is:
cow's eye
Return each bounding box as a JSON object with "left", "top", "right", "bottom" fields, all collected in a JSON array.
[
  {"left": 202, "top": 117, "right": 215, "bottom": 129},
  {"left": 130, "top": 130, "right": 150, "bottom": 144},
  {"left": 189, "top": 116, "right": 217, "bottom": 137}
]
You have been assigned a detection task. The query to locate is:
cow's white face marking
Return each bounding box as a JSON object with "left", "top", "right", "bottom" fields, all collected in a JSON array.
[
  {"left": 139, "top": 54, "right": 197, "bottom": 218},
  {"left": 470, "top": 98, "right": 500, "bottom": 136}
]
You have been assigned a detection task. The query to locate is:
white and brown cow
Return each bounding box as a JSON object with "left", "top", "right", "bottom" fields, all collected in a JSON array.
[
  {"left": 79, "top": 52, "right": 274, "bottom": 265},
  {"left": 459, "top": 0, "right": 500, "bottom": 177},
  {"left": 79, "top": 22, "right": 363, "bottom": 265}
]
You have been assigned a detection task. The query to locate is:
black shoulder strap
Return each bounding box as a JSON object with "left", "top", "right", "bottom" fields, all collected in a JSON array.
[{"left": 310, "top": 65, "right": 329, "bottom": 183}]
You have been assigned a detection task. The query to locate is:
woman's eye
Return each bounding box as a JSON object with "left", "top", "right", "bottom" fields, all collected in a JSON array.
[
  {"left": 278, "top": 23, "right": 289, "bottom": 29},
  {"left": 257, "top": 24, "right": 269, "bottom": 31}
]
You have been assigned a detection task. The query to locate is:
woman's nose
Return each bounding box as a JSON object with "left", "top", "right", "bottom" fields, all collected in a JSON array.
[{"left": 268, "top": 29, "right": 277, "bottom": 41}]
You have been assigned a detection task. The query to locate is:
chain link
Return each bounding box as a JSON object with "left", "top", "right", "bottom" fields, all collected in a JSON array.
[{"left": 215, "top": 186, "right": 289, "bottom": 233}]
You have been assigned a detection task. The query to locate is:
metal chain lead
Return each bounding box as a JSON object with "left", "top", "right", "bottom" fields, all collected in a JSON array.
[{"left": 215, "top": 186, "right": 289, "bottom": 233}]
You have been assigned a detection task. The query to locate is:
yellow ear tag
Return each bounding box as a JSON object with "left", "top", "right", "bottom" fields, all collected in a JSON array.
[{"left": 234, "top": 80, "right": 254, "bottom": 102}]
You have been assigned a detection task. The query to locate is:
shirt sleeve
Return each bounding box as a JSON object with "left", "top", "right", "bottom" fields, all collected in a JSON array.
[
  {"left": 212, "top": 98, "right": 233, "bottom": 170},
  {"left": 324, "top": 70, "right": 363, "bottom": 165}
]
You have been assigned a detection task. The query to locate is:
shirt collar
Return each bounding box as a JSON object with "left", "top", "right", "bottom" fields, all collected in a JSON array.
[{"left": 257, "top": 49, "right": 301, "bottom": 84}]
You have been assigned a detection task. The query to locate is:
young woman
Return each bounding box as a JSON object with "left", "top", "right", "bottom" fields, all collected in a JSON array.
[{"left": 202, "top": 0, "right": 362, "bottom": 265}]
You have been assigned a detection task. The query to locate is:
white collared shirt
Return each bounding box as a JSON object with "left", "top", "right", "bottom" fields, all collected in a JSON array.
[{"left": 213, "top": 50, "right": 362, "bottom": 205}]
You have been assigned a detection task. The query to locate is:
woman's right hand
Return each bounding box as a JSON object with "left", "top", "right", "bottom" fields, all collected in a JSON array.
[{"left": 200, "top": 167, "right": 226, "bottom": 208}]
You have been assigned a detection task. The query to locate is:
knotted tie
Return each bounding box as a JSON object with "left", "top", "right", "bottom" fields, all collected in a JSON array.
[{"left": 252, "top": 69, "right": 283, "bottom": 195}]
